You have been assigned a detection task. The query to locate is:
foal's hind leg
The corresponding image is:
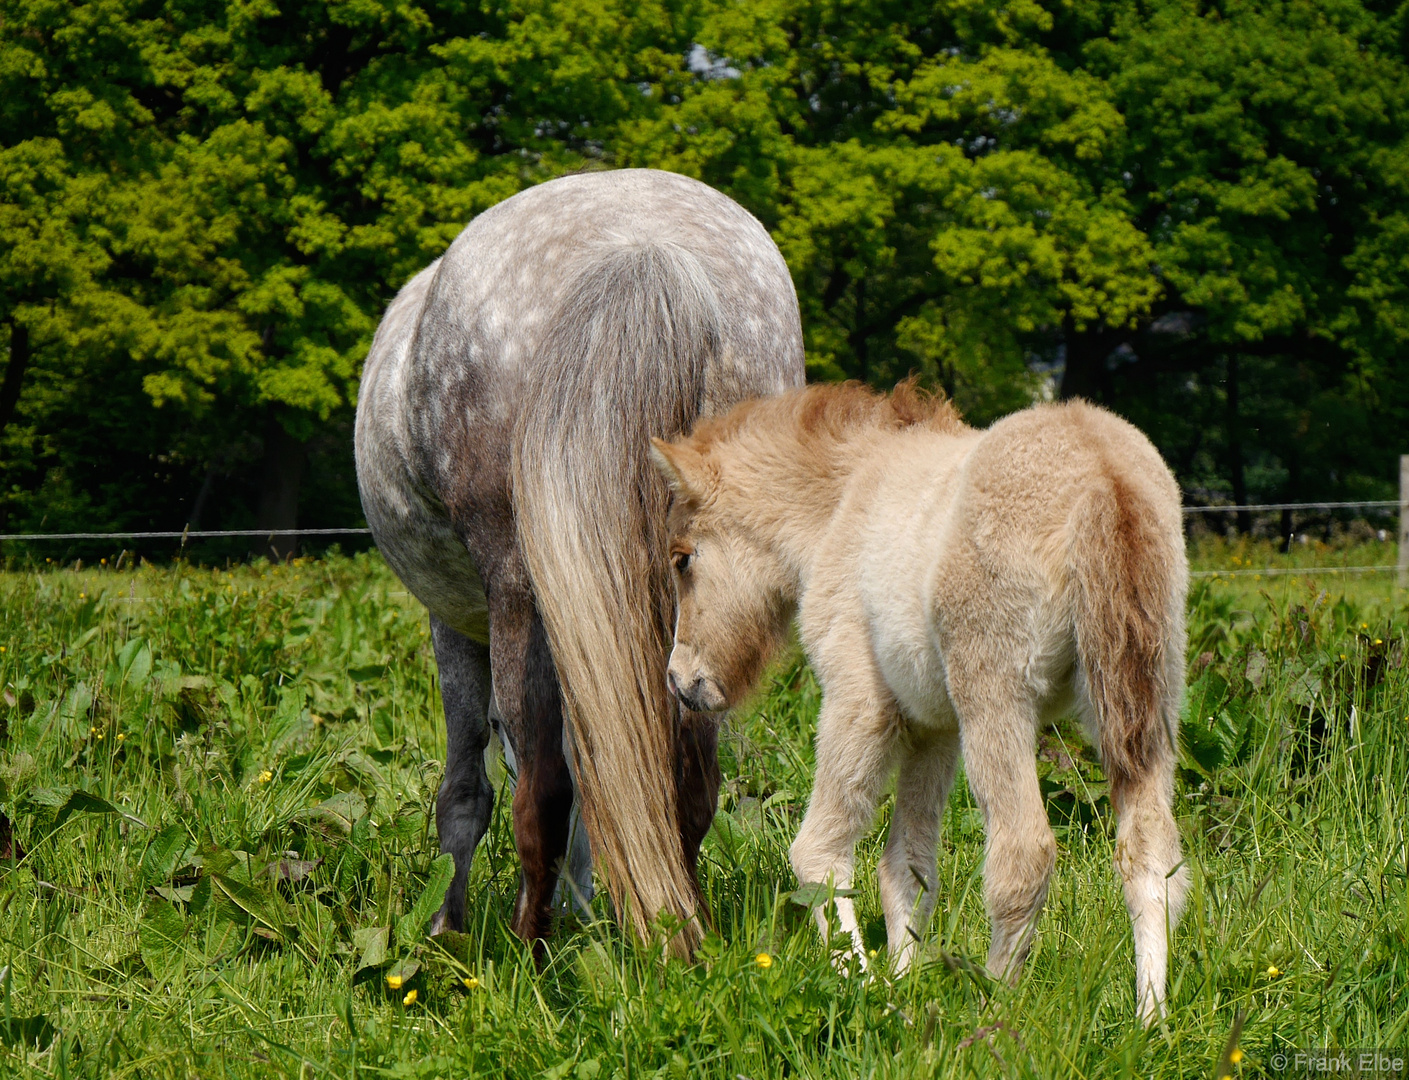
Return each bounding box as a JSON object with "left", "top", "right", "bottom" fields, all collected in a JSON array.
[
  {"left": 878, "top": 725, "right": 959, "bottom": 974},
  {"left": 489, "top": 587, "right": 575, "bottom": 949},
  {"left": 1111, "top": 764, "right": 1187, "bottom": 1024},
  {"left": 948, "top": 670, "right": 1055, "bottom": 983},
  {"left": 429, "top": 616, "right": 495, "bottom": 936}
]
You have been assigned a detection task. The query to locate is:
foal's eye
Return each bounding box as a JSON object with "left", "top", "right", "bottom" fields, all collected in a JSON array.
[{"left": 672, "top": 551, "right": 692, "bottom": 574}]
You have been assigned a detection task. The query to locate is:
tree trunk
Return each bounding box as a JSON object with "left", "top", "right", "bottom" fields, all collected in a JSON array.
[
  {"left": 1280, "top": 453, "right": 1301, "bottom": 553},
  {"left": 188, "top": 466, "right": 217, "bottom": 530},
  {"left": 1060, "top": 324, "right": 1115, "bottom": 402},
  {"left": 257, "top": 412, "right": 306, "bottom": 560},
  {"left": 0, "top": 321, "right": 31, "bottom": 438},
  {"left": 849, "top": 277, "right": 869, "bottom": 383},
  {"left": 1226, "top": 353, "right": 1251, "bottom": 534}
]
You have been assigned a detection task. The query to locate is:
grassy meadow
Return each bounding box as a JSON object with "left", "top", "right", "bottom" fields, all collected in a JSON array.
[{"left": 0, "top": 543, "right": 1406, "bottom": 1078}]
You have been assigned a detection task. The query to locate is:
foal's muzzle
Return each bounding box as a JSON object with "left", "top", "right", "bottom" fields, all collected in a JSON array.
[{"left": 666, "top": 656, "right": 728, "bottom": 713}]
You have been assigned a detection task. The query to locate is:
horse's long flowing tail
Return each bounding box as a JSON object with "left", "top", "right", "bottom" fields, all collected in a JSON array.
[
  {"left": 512, "top": 240, "right": 719, "bottom": 955},
  {"left": 1068, "top": 469, "right": 1186, "bottom": 794}
]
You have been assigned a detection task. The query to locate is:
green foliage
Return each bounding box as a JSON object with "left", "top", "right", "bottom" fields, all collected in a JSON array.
[
  {"left": 1, "top": 553, "right": 1407, "bottom": 1076},
  {"left": 4, "top": 0, "right": 1409, "bottom": 534}
]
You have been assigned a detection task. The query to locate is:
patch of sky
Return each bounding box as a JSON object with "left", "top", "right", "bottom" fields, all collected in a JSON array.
[{"left": 687, "top": 43, "right": 741, "bottom": 80}]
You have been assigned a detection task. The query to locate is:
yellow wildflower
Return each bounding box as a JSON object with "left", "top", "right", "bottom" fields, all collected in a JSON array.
[
  {"left": 116, "top": 733, "right": 125, "bottom": 742},
  {"left": 1374, "top": 639, "right": 1383, "bottom": 645},
  {"left": 1230, "top": 1048, "right": 1244, "bottom": 1064},
  {"left": 0, "top": 645, "right": 6, "bottom": 652},
  {"left": 386, "top": 973, "right": 403, "bottom": 990},
  {"left": 257, "top": 769, "right": 273, "bottom": 784},
  {"left": 463, "top": 977, "right": 479, "bottom": 990},
  {"left": 755, "top": 953, "right": 773, "bottom": 969},
  {"left": 1266, "top": 964, "right": 1280, "bottom": 977},
  {"left": 402, "top": 989, "right": 418, "bottom": 1006}
]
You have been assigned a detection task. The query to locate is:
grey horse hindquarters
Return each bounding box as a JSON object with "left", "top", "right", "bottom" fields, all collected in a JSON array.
[
  {"left": 354, "top": 259, "right": 490, "bottom": 643},
  {"left": 356, "top": 169, "right": 803, "bottom": 951}
]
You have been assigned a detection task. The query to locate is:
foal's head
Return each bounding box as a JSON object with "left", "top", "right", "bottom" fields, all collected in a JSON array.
[{"left": 648, "top": 433, "right": 794, "bottom": 714}]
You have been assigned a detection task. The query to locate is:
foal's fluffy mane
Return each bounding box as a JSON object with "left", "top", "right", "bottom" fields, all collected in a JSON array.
[{"left": 692, "top": 378, "right": 966, "bottom": 454}]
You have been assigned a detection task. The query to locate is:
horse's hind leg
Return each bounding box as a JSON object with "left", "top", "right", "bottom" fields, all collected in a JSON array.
[
  {"left": 429, "top": 616, "right": 495, "bottom": 936},
  {"left": 489, "top": 586, "right": 575, "bottom": 949},
  {"left": 878, "top": 725, "right": 959, "bottom": 973},
  {"left": 553, "top": 725, "right": 594, "bottom": 918},
  {"left": 949, "top": 671, "right": 1055, "bottom": 983}
]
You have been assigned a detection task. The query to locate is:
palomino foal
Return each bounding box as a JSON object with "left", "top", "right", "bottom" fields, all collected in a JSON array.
[{"left": 650, "top": 382, "right": 1189, "bottom": 1023}]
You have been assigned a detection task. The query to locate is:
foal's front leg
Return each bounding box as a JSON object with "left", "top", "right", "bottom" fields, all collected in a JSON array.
[{"left": 790, "top": 681, "right": 902, "bottom": 970}]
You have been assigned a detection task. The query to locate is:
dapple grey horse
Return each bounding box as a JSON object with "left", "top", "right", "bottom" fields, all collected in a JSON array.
[{"left": 355, "top": 169, "right": 803, "bottom": 953}]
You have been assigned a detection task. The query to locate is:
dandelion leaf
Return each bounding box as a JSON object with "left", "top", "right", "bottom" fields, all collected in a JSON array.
[
  {"left": 139, "top": 897, "right": 188, "bottom": 979},
  {"left": 140, "top": 823, "right": 189, "bottom": 886},
  {"left": 353, "top": 926, "right": 389, "bottom": 971},
  {"left": 295, "top": 790, "right": 368, "bottom": 837},
  {"left": 395, "top": 852, "right": 454, "bottom": 947},
  {"left": 789, "top": 882, "right": 857, "bottom": 909}
]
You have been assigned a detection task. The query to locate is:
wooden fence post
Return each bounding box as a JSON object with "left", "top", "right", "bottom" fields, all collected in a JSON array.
[{"left": 1399, "top": 455, "right": 1409, "bottom": 589}]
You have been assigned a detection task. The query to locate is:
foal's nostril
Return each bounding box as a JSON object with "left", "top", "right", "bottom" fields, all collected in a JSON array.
[{"left": 666, "top": 669, "right": 680, "bottom": 698}]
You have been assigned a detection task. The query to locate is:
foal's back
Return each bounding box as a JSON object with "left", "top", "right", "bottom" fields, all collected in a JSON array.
[
  {"left": 844, "top": 400, "right": 1180, "bottom": 627},
  {"left": 947, "top": 400, "right": 1182, "bottom": 574}
]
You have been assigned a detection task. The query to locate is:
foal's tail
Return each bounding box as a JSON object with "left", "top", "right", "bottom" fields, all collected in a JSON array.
[
  {"left": 1068, "top": 458, "right": 1187, "bottom": 797},
  {"left": 511, "top": 240, "right": 719, "bottom": 956}
]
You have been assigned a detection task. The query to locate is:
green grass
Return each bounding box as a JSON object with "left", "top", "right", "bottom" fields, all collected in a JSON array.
[{"left": 0, "top": 550, "right": 1406, "bottom": 1078}]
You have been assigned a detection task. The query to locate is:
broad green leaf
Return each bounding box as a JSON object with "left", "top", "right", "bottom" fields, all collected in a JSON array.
[
  {"left": 139, "top": 898, "right": 188, "bottom": 979},
  {"left": 395, "top": 853, "right": 455, "bottom": 947},
  {"left": 47, "top": 789, "right": 146, "bottom": 831},
  {"left": 385, "top": 957, "right": 420, "bottom": 986},
  {"left": 209, "top": 873, "right": 287, "bottom": 939},
  {"left": 0, "top": 1015, "right": 56, "bottom": 1051},
  {"left": 115, "top": 638, "right": 151, "bottom": 687},
  {"left": 140, "top": 824, "right": 189, "bottom": 885},
  {"left": 353, "top": 926, "right": 389, "bottom": 971},
  {"left": 371, "top": 707, "right": 394, "bottom": 748},
  {"left": 788, "top": 882, "right": 857, "bottom": 909},
  {"left": 295, "top": 791, "right": 368, "bottom": 837},
  {"left": 27, "top": 786, "right": 74, "bottom": 809}
]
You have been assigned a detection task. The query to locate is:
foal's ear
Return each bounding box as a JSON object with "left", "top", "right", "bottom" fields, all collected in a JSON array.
[{"left": 649, "top": 438, "right": 710, "bottom": 503}]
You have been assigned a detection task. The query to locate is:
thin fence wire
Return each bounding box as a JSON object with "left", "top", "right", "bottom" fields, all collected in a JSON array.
[
  {"left": 1190, "top": 565, "right": 1398, "bottom": 580},
  {"left": 2, "top": 504, "right": 1404, "bottom": 581},
  {"left": 0, "top": 528, "right": 371, "bottom": 542},
  {"left": 1182, "top": 500, "right": 1398, "bottom": 514},
  {"left": 0, "top": 501, "right": 1400, "bottom": 541}
]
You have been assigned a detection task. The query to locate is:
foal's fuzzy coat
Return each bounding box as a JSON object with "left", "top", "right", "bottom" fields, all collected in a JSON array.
[{"left": 651, "top": 383, "right": 1189, "bottom": 1022}]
